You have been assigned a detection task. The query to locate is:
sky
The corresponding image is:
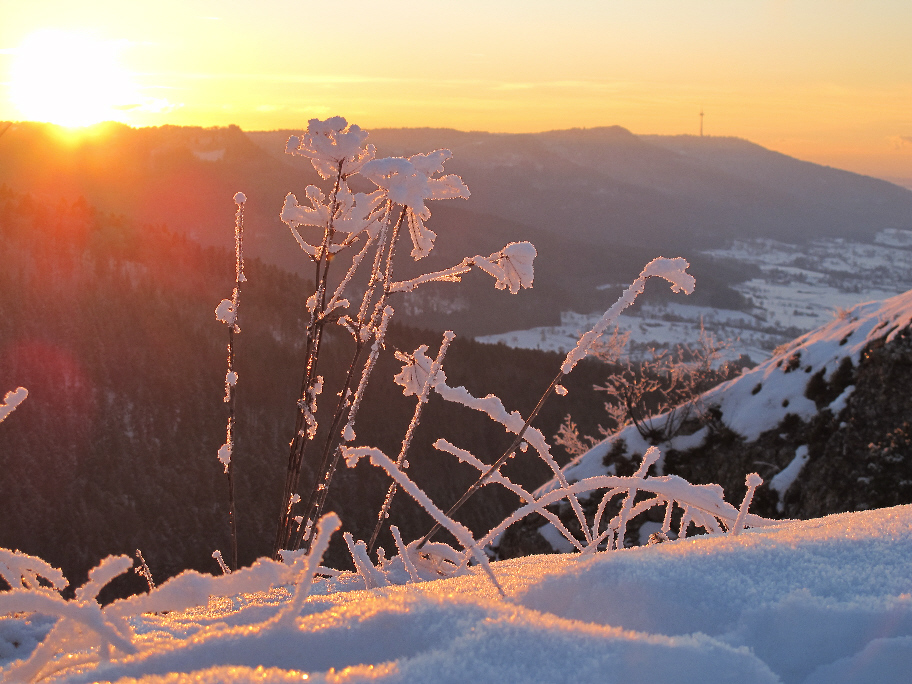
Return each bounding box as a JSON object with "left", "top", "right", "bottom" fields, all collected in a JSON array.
[{"left": 0, "top": 0, "right": 910, "bottom": 184}]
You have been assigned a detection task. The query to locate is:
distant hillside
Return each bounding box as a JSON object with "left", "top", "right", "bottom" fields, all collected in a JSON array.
[
  {"left": 253, "top": 126, "right": 912, "bottom": 248},
  {"left": 2, "top": 121, "right": 910, "bottom": 337}
]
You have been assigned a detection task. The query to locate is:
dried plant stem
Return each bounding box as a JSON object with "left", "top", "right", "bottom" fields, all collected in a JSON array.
[
  {"left": 293, "top": 216, "right": 405, "bottom": 554},
  {"left": 368, "top": 331, "right": 454, "bottom": 555},
  {"left": 292, "top": 307, "right": 392, "bottom": 552},
  {"left": 417, "top": 368, "right": 565, "bottom": 549},
  {"left": 272, "top": 163, "right": 346, "bottom": 558},
  {"left": 278, "top": 208, "right": 406, "bottom": 557},
  {"left": 222, "top": 195, "right": 245, "bottom": 571}
]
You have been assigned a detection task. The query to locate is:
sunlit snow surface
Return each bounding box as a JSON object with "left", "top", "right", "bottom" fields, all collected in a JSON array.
[{"left": 2, "top": 507, "right": 911, "bottom": 683}]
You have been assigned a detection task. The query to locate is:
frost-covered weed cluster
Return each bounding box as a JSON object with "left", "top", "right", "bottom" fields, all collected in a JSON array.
[
  {"left": 264, "top": 117, "right": 539, "bottom": 559},
  {"left": 0, "top": 117, "right": 780, "bottom": 682},
  {"left": 228, "top": 117, "right": 773, "bottom": 581}
]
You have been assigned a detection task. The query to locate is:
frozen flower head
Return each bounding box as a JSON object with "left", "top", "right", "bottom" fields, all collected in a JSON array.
[
  {"left": 474, "top": 242, "right": 537, "bottom": 294},
  {"left": 362, "top": 150, "right": 470, "bottom": 259},
  {"left": 393, "top": 345, "right": 446, "bottom": 396},
  {"left": 280, "top": 182, "right": 385, "bottom": 239},
  {"left": 285, "top": 116, "right": 376, "bottom": 179}
]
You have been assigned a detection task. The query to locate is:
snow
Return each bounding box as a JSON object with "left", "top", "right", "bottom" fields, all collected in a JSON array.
[
  {"left": 3, "top": 506, "right": 911, "bottom": 683},
  {"left": 0, "top": 387, "right": 27, "bottom": 424},
  {"left": 769, "top": 445, "right": 810, "bottom": 510},
  {"left": 551, "top": 288, "right": 912, "bottom": 509},
  {"left": 214, "top": 299, "right": 235, "bottom": 326},
  {"left": 481, "top": 232, "right": 912, "bottom": 362}
]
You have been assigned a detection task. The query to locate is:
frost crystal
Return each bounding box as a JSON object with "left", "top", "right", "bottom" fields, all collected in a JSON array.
[
  {"left": 475, "top": 241, "right": 536, "bottom": 294},
  {"left": 361, "top": 150, "right": 469, "bottom": 259},
  {"left": 215, "top": 299, "right": 236, "bottom": 326},
  {"left": 217, "top": 443, "right": 232, "bottom": 472},
  {"left": 285, "top": 117, "right": 376, "bottom": 179},
  {"left": 394, "top": 345, "right": 446, "bottom": 396},
  {"left": 0, "top": 387, "right": 27, "bottom": 424}
]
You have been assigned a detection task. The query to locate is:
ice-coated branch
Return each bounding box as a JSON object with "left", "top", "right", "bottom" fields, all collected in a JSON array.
[
  {"left": 276, "top": 513, "right": 341, "bottom": 628},
  {"left": 75, "top": 555, "right": 133, "bottom": 602},
  {"left": 369, "top": 331, "right": 454, "bottom": 554},
  {"left": 417, "top": 259, "right": 692, "bottom": 550},
  {"left": 613, "top": 447, "right": 661, "bottom": 550},
  {"left": 561, "top": 257, "right": 695, "bottom": 375},
  {"left": 344, "top": 533, "right": 390, "bottom": 590},
  {"left": 434, "top": 439, "right": 584, "bottom": 553},
  {"left": 212, "top": 550, "right": 231, "bottom": 575},
  {"left": 343, "top": 446, "right": 504, "bottom": 597},
  {"left": 0, "top": 547, "right": 67, "bottom": 592},
  {"left": 733, "top": 473, "right": 763, "bottom": 535},
  {"left": 476, "top": 464, "right": 776, "bottom": 552},
  {"left": 214, "top": 192, "right": 246, "bottom": 572},
  {"left": 389, "top": 241, "right": 536, "bottom": 294},
  {"left": 0, "top": 554, "right": 137, "bottom": 683},
  {"left": 0, "top": 387, "right": 27, "bottom": 424},
  {"left": 427, "top": 376, "right": 592, "bottom": 546},
  {"left": 390, "top": 525, "right": 419, "bottom": 583},
  {"left": 134, "top": 549, "right": 154, "bottom": 591}
]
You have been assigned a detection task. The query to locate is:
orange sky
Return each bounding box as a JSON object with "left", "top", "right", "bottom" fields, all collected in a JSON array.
[{"left": 1, "top": 0, "right": 911, "bottom": 184}]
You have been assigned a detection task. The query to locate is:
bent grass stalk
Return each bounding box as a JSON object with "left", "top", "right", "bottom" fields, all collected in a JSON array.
[
  {"left": 417, "top": 257, "right": 696, "bottom": 548},
  {"left": 367, "top": 330, "right": 454, "bottom": 555}
]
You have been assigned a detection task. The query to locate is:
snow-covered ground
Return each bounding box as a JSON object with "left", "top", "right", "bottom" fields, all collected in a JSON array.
[
  {"left": 478, "top": 304, "right": 780, "bottom": 362},
  {"left": 479, "top": 231, "right": 912, "bottom": 362},
  {"left": 2, "top": 505, "right": 911, "bottom": 683}
]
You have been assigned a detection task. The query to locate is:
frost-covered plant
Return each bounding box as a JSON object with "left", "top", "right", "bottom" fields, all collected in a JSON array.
[
  {"left": 0, "top": 387, "right": 27, "bottom": 425},
  {"left": 410, "top": 257, "right": 699, "bottom": 549},
  {"left": 560, "top": 320, "right": 738, "bottom": 448},
  {"left": 270, "top": 117, "right": 535, "bottom": 557},
  {"left": 0, "top": 515, "right": 341, "bottom": 682},
  {"left": 323, "top": 257, "right": 769, "bottom": 583},
  {"left": 320, "top": 255, "right": 775, "bottom": 588},
  {"left": 214, "top": 192, "right": 247, "bottom": 571}
]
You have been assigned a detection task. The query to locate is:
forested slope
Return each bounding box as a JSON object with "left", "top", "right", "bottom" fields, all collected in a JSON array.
[{"left": 0, "top": 187, "right": 606, "bottom": 597}]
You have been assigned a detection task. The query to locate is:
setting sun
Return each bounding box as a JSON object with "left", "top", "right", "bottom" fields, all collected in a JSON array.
[{"left": 10, "top": 29, "right": 137, "bottom": 128}]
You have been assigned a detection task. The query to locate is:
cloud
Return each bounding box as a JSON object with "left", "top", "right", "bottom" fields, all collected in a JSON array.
[{"left": 890, "top": 135, "right": 912, "bottom": 149}]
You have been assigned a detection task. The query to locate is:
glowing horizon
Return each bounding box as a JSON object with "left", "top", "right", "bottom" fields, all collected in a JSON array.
[{"left": 1, "top": 1, "right": 910, "bottom": 183}]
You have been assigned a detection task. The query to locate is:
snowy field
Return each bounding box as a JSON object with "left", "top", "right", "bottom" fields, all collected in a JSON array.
[
  {"left": 2, "top": 505, "right": 911, "bottom": 683},
  {"left": 479, "top": 231, "right": 912, "bottom": 362}
]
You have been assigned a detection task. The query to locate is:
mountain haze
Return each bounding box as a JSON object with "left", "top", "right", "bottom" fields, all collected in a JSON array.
[{"left": 2, "top": 121, "right": 911, "bottom": 337}]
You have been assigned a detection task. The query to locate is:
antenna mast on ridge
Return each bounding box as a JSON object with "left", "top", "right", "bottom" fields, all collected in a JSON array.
[{"left": 699, "top": 107, "right": 704, "bottom": 137}]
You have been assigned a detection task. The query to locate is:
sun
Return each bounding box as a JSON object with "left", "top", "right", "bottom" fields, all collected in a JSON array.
[{"left": 10, "top": 29, "right": 139, "bottom": 128}]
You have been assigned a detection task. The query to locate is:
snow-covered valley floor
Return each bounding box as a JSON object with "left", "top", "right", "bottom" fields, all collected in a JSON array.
[
  {"left": 2, "top": 505, "right": 910, "bottom": 683},
  {"left": 479, "top": 231, "right": 912, "bottom": 363}
]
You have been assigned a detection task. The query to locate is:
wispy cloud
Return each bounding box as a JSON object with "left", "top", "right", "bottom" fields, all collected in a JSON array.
[{"left": 889, "top": 135, "right": 912, "bottom": 149}]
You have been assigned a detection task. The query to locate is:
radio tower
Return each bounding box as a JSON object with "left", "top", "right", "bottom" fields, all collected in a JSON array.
[{"left": 699, "top": 107, "right": 704, "bottom": 137}]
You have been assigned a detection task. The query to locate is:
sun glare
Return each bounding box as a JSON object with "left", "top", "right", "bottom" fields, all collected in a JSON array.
[{"left": 10, "top": 30, "right": 138, "bottom": 128}]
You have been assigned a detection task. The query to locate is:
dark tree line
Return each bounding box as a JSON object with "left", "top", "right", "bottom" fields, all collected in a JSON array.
[{"left": 0, "top": 187, "right": 608, "bottom": 599}]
